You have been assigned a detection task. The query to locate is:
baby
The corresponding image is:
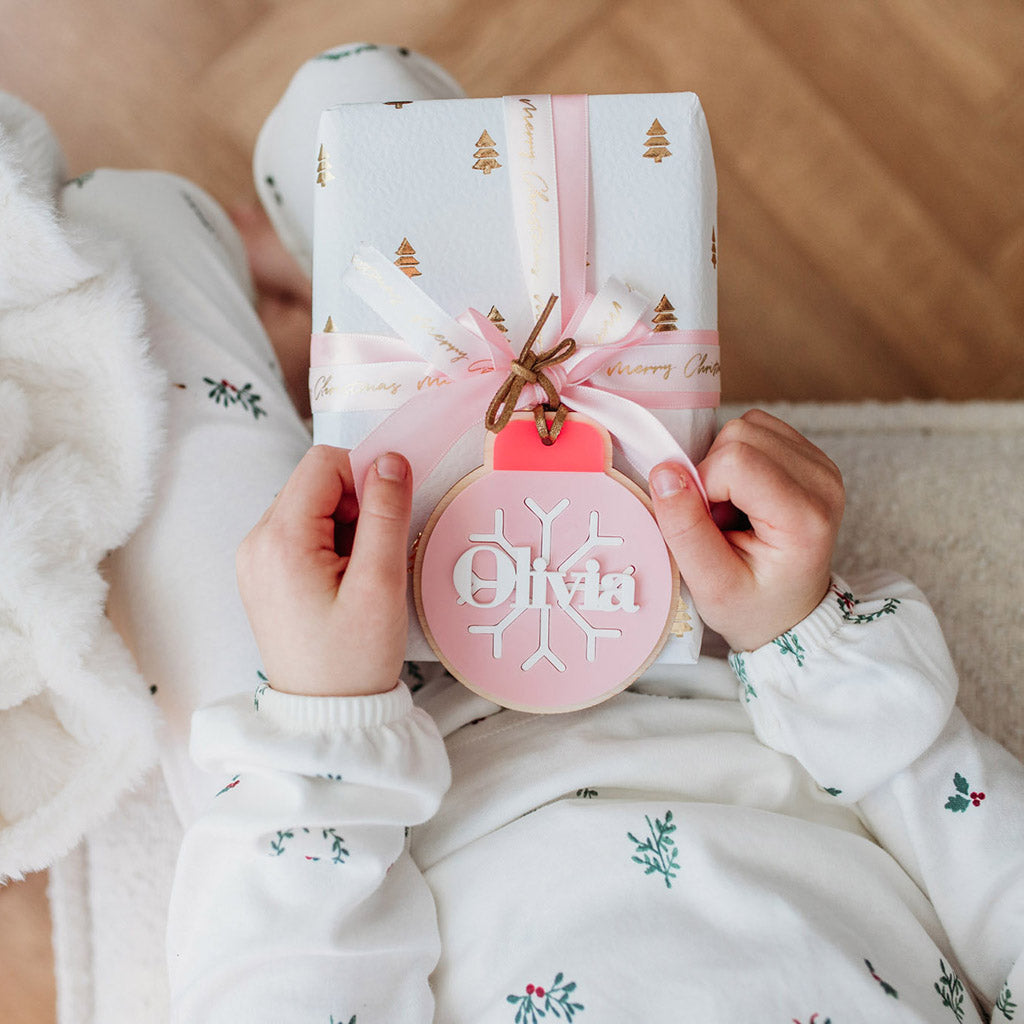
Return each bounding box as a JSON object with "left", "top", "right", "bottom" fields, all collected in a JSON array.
[{"left": 69, "top": 44, "right": 1021, "bottom": 1023}]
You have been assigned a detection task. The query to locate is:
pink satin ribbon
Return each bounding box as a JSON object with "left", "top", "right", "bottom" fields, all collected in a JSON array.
[{"left": 326, "top": 95, "right": 716, "bottom": 503}]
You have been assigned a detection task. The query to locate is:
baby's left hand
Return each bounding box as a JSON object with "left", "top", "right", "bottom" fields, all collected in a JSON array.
[
  {"left": 648, "top": 409, "right": 844, "bottom": 652},
  {"left": 236, "top": 445, "right": 413, "bottom": 698}
]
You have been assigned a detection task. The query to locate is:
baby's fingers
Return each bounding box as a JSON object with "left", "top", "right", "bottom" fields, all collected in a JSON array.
[
  {"left": 707, "top": 414, "right": 844, "bottom": 529},
  {"left": 344, "top": 453, "right": 413, "bottom": 602},
  {"left": 649, "top": 463, "right": 750, "bottom": 607},
  {"left": 701, "top": 436, "right": 842, "bottom": 549}
]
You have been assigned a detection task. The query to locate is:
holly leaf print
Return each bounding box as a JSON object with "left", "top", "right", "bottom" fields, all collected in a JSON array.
[
  {"left": 945, "top": 773, "right": 985, "bottom": 813},
  {"left": 996, "top": 983, "right": 1016, "bottom": 1020},
  {"left": 772, "top": 631, "right": 806, "bottom": 667}
]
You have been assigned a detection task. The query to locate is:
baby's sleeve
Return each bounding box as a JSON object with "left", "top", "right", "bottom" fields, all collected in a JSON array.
[
  {"left": 167, "top": 681, "right": 451, "bottom": 1024},
  {"left": 733, "top": 571, "right": 1024, "bottom": 1010}
]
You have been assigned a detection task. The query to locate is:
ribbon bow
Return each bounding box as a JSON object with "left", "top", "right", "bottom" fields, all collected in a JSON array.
[
  {"left": 318, "top": 95, "right": 717, "bottom": 504},
  {"left": 484, "top": 294, "right": 576, "bottom": 444}
]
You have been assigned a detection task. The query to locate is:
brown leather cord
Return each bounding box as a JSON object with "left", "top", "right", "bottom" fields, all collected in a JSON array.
[{"left": 484, "top": 294, "right": 576, "bottom": 445}]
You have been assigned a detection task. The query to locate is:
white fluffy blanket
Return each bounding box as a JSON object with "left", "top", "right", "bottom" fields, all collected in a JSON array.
[{"left": 0, "top": 95, "right": 163, "bottom": 881}]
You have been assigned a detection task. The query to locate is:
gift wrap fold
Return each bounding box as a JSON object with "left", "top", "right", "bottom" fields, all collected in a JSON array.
[{"left": 310, "top": 92, "right": 719, "bottom": 662}]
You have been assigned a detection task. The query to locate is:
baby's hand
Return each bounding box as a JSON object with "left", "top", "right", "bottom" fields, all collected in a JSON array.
[
  {"left": 236, "top": 445, "right": 412, "bottom": 697},
  {"left": 649, "top": 410, "right": 844, "bottom": 652}
]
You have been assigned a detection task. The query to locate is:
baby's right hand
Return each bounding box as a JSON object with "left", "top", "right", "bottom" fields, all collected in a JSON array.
[
  {"left": 236, "top": 445, "right": 413, "bottom": 698},
  {"left": 648, "top": 410, "right": 844, "bottom": 653}
]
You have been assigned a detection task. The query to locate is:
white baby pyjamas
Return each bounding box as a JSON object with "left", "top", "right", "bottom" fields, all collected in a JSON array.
[
  {"left": 167, "top": 573, "right": 1024, "bottom": 1022},
  {"left": 64, "top": 44, "right": 466, "bottom": 825},
  {"left": 63, "top": 42, "right": 1022, "bottom": 1023}
]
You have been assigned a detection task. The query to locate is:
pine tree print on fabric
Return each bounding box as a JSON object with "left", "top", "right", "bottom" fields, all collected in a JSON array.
[
  {"left": 179, "top": 190, "right": 217, "bottom": 235},
  {"left": 404, "top": 660, "right": 426, "bottom": 691},
  {"left": 270, "top": 829, "right": 294, "bottom": 855},
  {"left": 944, "top": 773, "right": 986, "bottom": 813},
  {"left": 330, "top": 1016, "right": 356, "bottom": 1024},
  {"left": 728, "top": 652, "right": 757, "bottom": 701},
  {"left": 254, "top": 672, "right": 268, "bottom": 711},
  {"left": 215, "top": 775, "right": 240, "bottom": 798},
  {"left": 996, "top": 984, "right": 1017, "bottom": 1020},
  {"left": 269, "top": 827, "right": 349, "bottom": 864},
  {"left": 935, "top": 959, "right": 967, "bottom": 1022},
  {"left": 506, "top": 973, "right": 584, "bottom": 1022},
  {"left": 576, "top": 788, "right": 598, "bottom": 799},
  {"left": 203, "top": 377, "right": 267, "bottom": 419},
  {"left": 831, "top": 584, "right": 901, "bottom": 623},
  {"left": 316, "top": 43, "right": 380, "bottom": 61},
  {"left": 263, "top": 175, "right": 284, "bottom": 206},
  {"left": 773, "top": 631, "right": 806, "bottom": 667},
  {"left": 627, "top": 810, "right": 679, "bottom": 888},
  {"left": 864, "top": 959, "right": 899, "bottom": 998}
]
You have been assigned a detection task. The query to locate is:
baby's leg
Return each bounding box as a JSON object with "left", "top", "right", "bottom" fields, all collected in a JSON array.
[
  {"left": 62, "top": 44, "right": 464, "bottom": 826},
  {"left": 62, "top": 170, "right": 311, "bottom": 825},
  {"left": 253, "top": 42, "right": 465, "bottom": 275}
]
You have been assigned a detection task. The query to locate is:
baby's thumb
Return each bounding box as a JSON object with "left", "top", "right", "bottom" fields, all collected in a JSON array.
[
  {"left": 649, "top": 463, "right": 738, "bottom": 598},
  {"left": 346, "top": 453, "right": 413, "bottom": 599}
]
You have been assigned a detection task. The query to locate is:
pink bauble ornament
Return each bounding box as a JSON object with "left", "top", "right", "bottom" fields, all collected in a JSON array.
[{"left": 414, "top": 413, "right": 679, "bottom": 712}]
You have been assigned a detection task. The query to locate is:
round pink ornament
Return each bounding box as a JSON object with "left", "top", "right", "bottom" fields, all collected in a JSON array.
[{"left": 414, "top": 413, "right": 679, "bottom": 712}]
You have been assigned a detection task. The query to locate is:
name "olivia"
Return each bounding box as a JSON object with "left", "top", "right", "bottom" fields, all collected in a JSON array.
[{"left": 454, "top": 546, "right": 638, "bottom": 614}]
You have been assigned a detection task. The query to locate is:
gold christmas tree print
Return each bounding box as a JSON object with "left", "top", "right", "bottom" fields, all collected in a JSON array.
[
  {"left": 472, "top": 130, "right": 502, "bottom": 175},
  {"left": 394, "top": 237, "right": 422, "bottom": 278},
  {"left": 316, "top": 144, "right": 334, "bottom": 188},
  {"left": 652, "top": 295, "right": 678, "bottom": 332},
  {"left": 323, "top": 316, "right": 336, "bottom": 332},
  {"left": 711, "top": 227, "right": 718, "bottom": 268},
  {"left": 670, "top": 596, "right": 693, "bottom": 636},
  {"left": 487, "top": 305, "right": 509, "bottom": 333},
  {"left": 643, "top": 119, "right": 671, "bottom": 164}
]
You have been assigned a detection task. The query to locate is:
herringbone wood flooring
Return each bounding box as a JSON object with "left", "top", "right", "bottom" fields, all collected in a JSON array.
[{"left": 1, "top": 1, "right": 1022, "bottom": 1021}]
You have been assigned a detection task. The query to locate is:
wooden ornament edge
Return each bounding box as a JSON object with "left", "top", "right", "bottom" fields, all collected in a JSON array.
[{"left": 412, "top": 413, "right": 683, "bottom": 714}]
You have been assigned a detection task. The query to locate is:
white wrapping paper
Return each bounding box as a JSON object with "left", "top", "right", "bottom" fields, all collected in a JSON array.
[{"left": 311, "top": 93, "right": 718, "bottom": 661}]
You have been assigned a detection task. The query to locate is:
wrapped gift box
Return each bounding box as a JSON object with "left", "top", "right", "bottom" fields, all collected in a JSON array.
[{"left": 311, "top": 92, "right": 718, "bottom": 663}]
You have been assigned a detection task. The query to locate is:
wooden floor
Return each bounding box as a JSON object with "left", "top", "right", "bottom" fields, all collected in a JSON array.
[{"left": 1, "top": 1, "right": 1022, "bottom": 1021}]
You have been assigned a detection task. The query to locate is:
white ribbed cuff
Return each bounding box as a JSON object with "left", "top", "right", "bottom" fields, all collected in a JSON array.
[
  {"left": 731, "top": 574, "right": 850, "bottom": 665},
  {"left": 257, "top": 681, "right": 413, "bottom": 733}
]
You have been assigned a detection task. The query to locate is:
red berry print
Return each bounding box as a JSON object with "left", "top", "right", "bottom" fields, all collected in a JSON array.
[
  {"left": 215, "top": 775, "right": 241, "bottom": 797},
  {"left": 945, "top": 773, "right": 986, "bottom": 814},
  {"left": 864, "top": 958, "right": 899, "bottom": 998},
  {"left": 507, "top": 973, "right": 583, "bottom": 1022},
  {"left": 203, "top": 376, "right": 267, "bottom": 419}
]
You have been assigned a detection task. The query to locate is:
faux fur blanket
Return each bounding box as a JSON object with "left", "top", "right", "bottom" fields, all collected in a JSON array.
[{"left": 0, "top": 94, "right": 163, "bottom": 881}]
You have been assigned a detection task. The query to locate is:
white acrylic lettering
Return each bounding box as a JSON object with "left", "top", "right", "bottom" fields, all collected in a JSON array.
[{"left": 452, "top": 497, "right": 640, "bottom": 669}]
